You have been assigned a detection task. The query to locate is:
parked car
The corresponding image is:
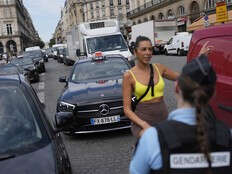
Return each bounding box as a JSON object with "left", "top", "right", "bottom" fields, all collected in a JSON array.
[
  {"left": 57, "top": 47, "right": 66, "bottom": 63},
  {"left": 0, "top": 73, "right": 72, "bottom": 174},
  {"left": 11, "top": 57, "right": 40, "bottom": 83},
  {"left": 0, "top": 63, "right": 23, "bottom": 75},
  {"left": 63, "top": 48, "right": 74, "bottom": 66},
  {"left": 187, "top": 23, "right": 232, "bottom": 131},
  {"left": 164, "top": 32, "right": 192, "bottom": 56},
  {"left": 45, "top": 48, "right": 54, "bottom": 59},
  {"left": 23, "top": 50, "right": 46, "bottom": 73},
  {"left": 41, "top": 49, "right": 48, "bottom": 62},
  {"left": 56, "top": 54, "right": 131, "bottom": 134}
]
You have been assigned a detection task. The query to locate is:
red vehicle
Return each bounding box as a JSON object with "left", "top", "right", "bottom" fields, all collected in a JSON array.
[{"left": 187, "top": 23, "right": 232, "bottom": 129}]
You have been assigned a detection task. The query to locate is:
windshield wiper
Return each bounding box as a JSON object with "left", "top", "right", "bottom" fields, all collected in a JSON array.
[{"left": 0, "top": 153, "right": 16, "bottom": 161}]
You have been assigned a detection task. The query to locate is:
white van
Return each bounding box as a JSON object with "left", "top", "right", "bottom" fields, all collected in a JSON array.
[
  {"left": 164, "top": 32, "right": 192, "bottom": 56},
  {"left": 25, "top": 46, "right": 41, "bottom": 52}
]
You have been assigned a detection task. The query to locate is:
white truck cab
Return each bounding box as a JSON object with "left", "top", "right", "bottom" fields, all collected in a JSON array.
[
  {"left": 67, "top": 20, "right": 133, "bottom": 63},
  {"left": 164, "top": 32, "right": 192, "bottom": 56}
]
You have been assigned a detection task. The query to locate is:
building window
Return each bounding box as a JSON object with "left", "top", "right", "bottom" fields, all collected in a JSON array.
[
  {"left": 206, "top": 0, "right": 216, "bottom": 9},
  {"left": 178, "top": 6, "right": 185, "bottom": 17},
  {"left": 110, "top": 8, "right": 114, "bottom": 16},
  {"left": 126, "top": 0, "right": 129, "bottom": 5},
  {"left": 96, "top": 10, "right": 100, "bottom": 18},
  {"left": 91, "top": 11, "right": 94, "bottom": 19},
  {"left": 158, "top": 13, "right": 164, "bottom": 20},
  {"left": 6, "top": 24, "right": 12, "bottom": 35},
  {"left": 101, "top": 0, "right": 105, "bottom": 7},
  {"left": 133, "top": 21, "right": 136, "bottom": 25},
  {"left": 126, "top": 4, "right": 130, "bottom": 12},
  {"left": 3, "top": 0, "right": 9, "bottom": 5},
  {"left": 150, "top": 15, "right": 155, "bottom": 21},
  {"left": 138, "top": 19, "right": 141, "bottom": 24},
  {"left": 118, "top": 0, "right": 121, "bottom": 6},
  {"left": 96, "top": 1, "right": 99, "bottom": 8},
  {"left": 90, "top": 3, "right": 93, "bottom": 10},
  {"left": 102, "top": 8, "right": 105, "bottom": 17},
  {"left": 144, "top": 18, "right": 148, "bottom": 22},
  {"left": 118, "top": 7, "right": 122, "bottom": 14},
  {"left": 110, "top": 0, "right": 113, "bottom": 6},
  {"left": 137, "top": 0, "right": 140, "bottom": 7},
  {"left": 167, "top": 9, "right": 174, "bottom": 19},
  {"left": 227, "top": 0, "right": 232, "bottom": 4}
]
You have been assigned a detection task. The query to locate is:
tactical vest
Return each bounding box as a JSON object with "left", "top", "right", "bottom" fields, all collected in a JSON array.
[{"left": 150, "top": 120, "right": 232, "bottom": 174}]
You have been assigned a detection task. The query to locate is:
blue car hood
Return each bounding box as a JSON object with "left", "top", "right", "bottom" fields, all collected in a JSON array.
[
  {"left": 61, "top": 77, "right": 123, "bottom": 104},
  {"left": 0, "top": 144, "right": 56, "bottom": 174}
]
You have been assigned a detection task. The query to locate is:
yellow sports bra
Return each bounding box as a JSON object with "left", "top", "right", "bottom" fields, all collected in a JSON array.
[{"left": 129, "top": 64, "right": 165, "bottom": 102}]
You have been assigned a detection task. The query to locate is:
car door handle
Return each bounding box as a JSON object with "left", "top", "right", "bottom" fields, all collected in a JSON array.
[{"left": 218, "top": 104, "right": 232, "bottom": 113}]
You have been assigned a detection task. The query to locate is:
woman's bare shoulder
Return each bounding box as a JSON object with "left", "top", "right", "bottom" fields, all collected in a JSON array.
[{"left": 154, "top": 63, "right": 165, "bottom": 71}]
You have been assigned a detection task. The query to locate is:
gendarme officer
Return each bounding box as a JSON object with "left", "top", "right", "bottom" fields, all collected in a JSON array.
[{"left": 130, "top": 54, "right": 232, "bottom": 174}]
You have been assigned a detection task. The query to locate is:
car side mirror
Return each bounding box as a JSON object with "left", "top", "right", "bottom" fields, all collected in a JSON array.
[
  {"left": 76, "top": 49, "right": 81, "bottom": 57},
  {"left": 54, "top": 112, "right": 73, "bottom": 132},
  {"left": 59, "top": 76, "right": 67, "bottom": 83}
]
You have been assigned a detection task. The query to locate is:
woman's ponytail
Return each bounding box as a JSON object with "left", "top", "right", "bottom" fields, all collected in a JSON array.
[{"left": 192, "top": 87, "right": 212, "bottom": 170}]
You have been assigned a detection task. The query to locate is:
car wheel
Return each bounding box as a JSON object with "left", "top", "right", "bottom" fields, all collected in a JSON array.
[
  {"left": 36, "top": 74, "right": 40, "bottom": 82},
  {"left": 42, "top": 66, "right": 46, "bottom": 73},
  {"left": 165, "top": 49, "right": 168, "bottom": 55},
  {"left": 177, "top": 49, "right": 182, "bottom": 56},
  {"left": 64, "top": 59, "right": 67, "bottom": 65}
]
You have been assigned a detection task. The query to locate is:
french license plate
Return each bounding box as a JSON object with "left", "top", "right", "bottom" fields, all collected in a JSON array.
[{"left": 90, "top": 115, "right": 120, "bottom": 125}]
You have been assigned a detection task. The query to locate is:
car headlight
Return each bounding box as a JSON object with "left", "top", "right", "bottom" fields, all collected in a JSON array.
[
  {"left": 57, "top": 101, "right": 76, "bottom": 112},
  {"left": 60, "top": 55, "right": 64, "bottom": 58}
]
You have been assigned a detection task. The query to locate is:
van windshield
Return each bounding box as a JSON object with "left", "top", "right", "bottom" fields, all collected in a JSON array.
[{"left": 86, "top": 34, "right": 128, "bottom": 54}]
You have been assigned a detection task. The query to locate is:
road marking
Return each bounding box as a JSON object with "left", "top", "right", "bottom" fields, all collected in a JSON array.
[
  {"left": 41, "top": 73, "right": 45, "bottom": 76},
  {"left": 38, "top": 82, "right": 45, "bottom": 90},
  {"left": 37, "top": 92, "right": 45, "bottom": 103}
]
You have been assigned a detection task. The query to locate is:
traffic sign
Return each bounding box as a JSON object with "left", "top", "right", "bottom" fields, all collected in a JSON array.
[
  {"left": 216, "top": 1, "right": 228, "bottom": 23},
  {"left": 204, "top": 14, "right": 209, "bottom": 27}
]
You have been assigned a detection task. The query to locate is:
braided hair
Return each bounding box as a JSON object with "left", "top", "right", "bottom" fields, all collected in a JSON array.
[{"left": 178, "top": 55, "right": 217, "bottom": 171}]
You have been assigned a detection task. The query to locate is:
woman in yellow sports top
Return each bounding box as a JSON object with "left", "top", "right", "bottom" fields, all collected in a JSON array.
[{"left": 123, "top": 36, "right": 179, "bottom": 138}]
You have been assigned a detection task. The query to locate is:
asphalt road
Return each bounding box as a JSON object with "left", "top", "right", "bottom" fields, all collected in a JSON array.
[{"left": 32, "top": 55, "right": 186, "bottom": 174}]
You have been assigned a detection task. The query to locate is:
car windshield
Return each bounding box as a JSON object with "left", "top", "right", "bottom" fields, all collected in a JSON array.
[
  {"left": 59, "top": 48, "right": 66, "bottom": 55},
  {"left": 11, "top": 58, "right": 33, "bottom": 66},
  {"left": 0, "top": 86, "right": 44, "bottom": 154},
  {"left": 24, "top": 50, "right": 42, "bottom": 58},
  {"left": 86, "top": 34, "right": 128, "bottom": 54},
  {"left": 71, "top": 58, "right": 129, "bottom": 82}
]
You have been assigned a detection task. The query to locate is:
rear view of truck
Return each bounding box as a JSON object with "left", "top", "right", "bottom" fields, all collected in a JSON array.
[{"left": 131, "top": 20, "right": 177, "bottom": 54}]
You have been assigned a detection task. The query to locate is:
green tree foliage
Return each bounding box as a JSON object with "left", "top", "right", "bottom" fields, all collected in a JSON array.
[
  {"left": 34, "top": 39, "right": 45, "bottom": 49},
  {"left": 49, "top": 38, "right": 56, "bottom": 48}
]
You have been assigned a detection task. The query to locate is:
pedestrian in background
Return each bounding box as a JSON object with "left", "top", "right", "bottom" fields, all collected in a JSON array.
[
  {"left": 123, "top": 36, "right": 179, "bottom": 138},
  {"left": 129, "top": 52, "right": 232, "bottom": 173}
]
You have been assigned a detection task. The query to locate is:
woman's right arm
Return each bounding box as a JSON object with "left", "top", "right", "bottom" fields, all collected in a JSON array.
[{"left": 122, "top": 72, "right": 149, "bottom": 129}]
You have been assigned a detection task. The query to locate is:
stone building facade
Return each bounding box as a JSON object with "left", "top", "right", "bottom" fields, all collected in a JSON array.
[
  {"left": 54, "top": 0, "right": 132, "bottom": 43},
  {"left": 0, "top": 0, "right": 39, "bottom": 55},
  {"left": 82, "top": 0, "right": 130, "bottom": 26},
  {"left": 127, "top": 0, "right": 232, "bottom": 32},
  {"left": 54, "top": 0, "right": 83, "bottom": 43}
]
